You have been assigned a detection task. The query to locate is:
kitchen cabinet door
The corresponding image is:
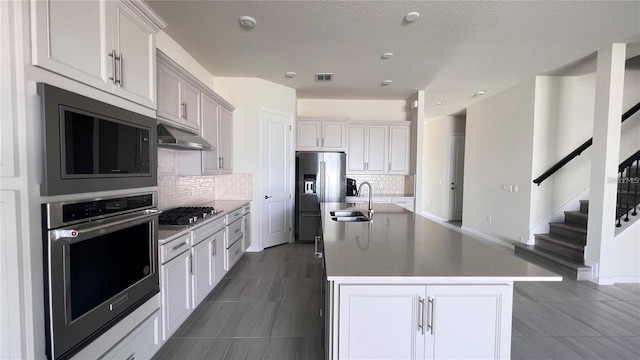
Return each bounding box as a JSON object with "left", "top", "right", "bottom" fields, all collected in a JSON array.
[
  {"left": 110, "top": 0, "right": 156, "bottom": 108},
  {"left": 201, "top": 93, "right": 221, "bottom": 173},
  {"left": 182, "top": 80, "right": 201, "bottom": 130},
  {"left": 297, "top": 121, "right": 321, "bottom": 150},
  {"left": 388, "top": 125, "right": 410, "bottom": 174},
  {"left": 218, "top": 106, "right": 234, "bottom": 173},
  {"left": 242, "top": 212, "right": 251, "bottom": 251},
  {"left": 31, "top": 0, "right": 110, "bottom": 92},
  {"left": 101, "top": 311, "right": 161, "bottom": 360},
  {"left": 160, "top": 250, "right": 192, "bottom": 340},
  {"left": 321, "top": 122, "right": 346, "bottom": 150},
  {"left": 366, "top": 125, "right": 387, "bottom": 173},
  {"left": 425, "top": 285, "right": 512, "bottom": 360},
  {"left": 157, "top": 62, "right": 183, "bottom": 123},
  {"left": 191, "top": 237, "right": 215, "bottom": 308},
  {"left": 347, "top": 125, "right": 367, "bottom": 173},
  {"left": 214, "top": 231, "right": 228, "bottom": 284},
  {"left": 338, "top": 285, "right": 426, "bottom": 359}
]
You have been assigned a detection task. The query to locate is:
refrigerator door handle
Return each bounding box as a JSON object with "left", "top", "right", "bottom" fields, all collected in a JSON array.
[{"left": 320, "top": 161, "right": 325, "bottom": 202}]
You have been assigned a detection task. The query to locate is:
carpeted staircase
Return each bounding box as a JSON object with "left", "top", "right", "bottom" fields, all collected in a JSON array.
[{"left": 515, "top": 165, "right": 639, "bottom": 280}]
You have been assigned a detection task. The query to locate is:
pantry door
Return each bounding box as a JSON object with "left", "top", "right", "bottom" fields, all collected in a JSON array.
[{"left": 261, "top": 109, "right": 293, "bottom": 248}]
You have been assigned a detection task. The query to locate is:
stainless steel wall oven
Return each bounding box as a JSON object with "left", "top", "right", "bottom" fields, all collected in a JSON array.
[
  {"left": 42, "top": 193, "right": 160, "bottom": 360},
  {"left": 38, "top": 83, "right": 157, "bottom": 196}
]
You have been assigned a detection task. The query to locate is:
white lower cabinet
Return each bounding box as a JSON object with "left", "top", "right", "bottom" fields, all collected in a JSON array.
[
  {"left": 101, "top": 311, "right": 161, "bottom": 360},
  {"left": 160, "top": 249, "right": 191, "bottom": 341},
  {"left": 337, "top": 284, "right": 512, "bottom": 360},
  {"left": 191, "top": 235, "right": 215, "bottom": 308}
]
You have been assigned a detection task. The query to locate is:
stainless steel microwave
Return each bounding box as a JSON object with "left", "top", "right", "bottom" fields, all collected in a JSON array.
[{"left": 38, "top": 83, "right": 157, "bottom": 196}]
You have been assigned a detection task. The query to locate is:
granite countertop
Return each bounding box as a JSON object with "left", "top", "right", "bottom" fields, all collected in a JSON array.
[
  {"left": 321, "top": 202, "right": 561, "bottom": 283},
  {"left": 158, "top": 199, "right": 250, "bottom": 243}
]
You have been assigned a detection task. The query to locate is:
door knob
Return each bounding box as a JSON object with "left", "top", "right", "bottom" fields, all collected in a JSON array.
[
  {"left": 264, "top": 195, "right": 272, "bottom": 199},
  {"left": 451, "top": 187, "right": 456, "bottom": 190}
]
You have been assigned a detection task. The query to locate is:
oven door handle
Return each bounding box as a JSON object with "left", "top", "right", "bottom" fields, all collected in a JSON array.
[{"left": 51, "top": 209, "right": 160, "bottom": 243}]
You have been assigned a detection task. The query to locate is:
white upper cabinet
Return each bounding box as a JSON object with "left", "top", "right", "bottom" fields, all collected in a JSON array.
[
  {"left": 388, "top": 125, "right": 410, "bottom": 174},
  {"left": 201, "top": 93, "right": 221, "bottom": 173},
  {"left": 31, "top": 0, "right": 165, "bottom": 109},
  {"left": 296, "top": 117, "right": 348, "bottom": 151},
  {"left": 157, "top": 54, "right": 201, "bottom": 132},
  {"left": 347, "top": 122, "right": 410, "bottom": 175},
  {"left": 347, "top": 124, "right": 388, "bottom": 174},
  {"left": 218, "top": 106, "right": 234, "bottom": 173}
]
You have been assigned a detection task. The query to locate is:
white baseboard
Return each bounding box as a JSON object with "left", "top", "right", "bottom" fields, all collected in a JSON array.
[
  {"left": 459, "top": 226, "right": 515, "bottom": 253},
  {"left": 420, "top": 211, "right": 446, "bottom": 222},
  {"left": 246, "top": 245, "right": 263, "bottom": 252}
]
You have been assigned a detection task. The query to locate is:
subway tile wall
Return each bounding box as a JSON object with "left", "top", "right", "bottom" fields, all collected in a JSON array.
[
  {"left": 347, "top": 174, "right": 415, "bottom": 196},
  {"left": 157, "top": 148, "right": 252, "bottom": 210}
]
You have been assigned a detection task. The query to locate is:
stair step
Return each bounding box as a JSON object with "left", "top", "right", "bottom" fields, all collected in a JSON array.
[
  {"left": 535, "top": 233, "right": 585, "bottom": 249},
  {"left": 549, "top": 222, "right": 587, "bottom": 243},
  {"left": 514, "top": 243, "right": 591, "bottom": 281},
  {"left": 564, "top": 211, "right": 588, "bottom": 227},
  {"left": 579, "top": 200, "right": 589, "bottom": 213},
  {"left": 534, "top": 234, "right": 584, "bottom": 262}
]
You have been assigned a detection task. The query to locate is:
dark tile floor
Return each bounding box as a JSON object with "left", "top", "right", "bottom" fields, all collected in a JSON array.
[
  {"left": 152, "top": 243, "right": 323, "bottom": 360},
  {"left": 153, "top": 242, "right": 640, "bottom": 360}
]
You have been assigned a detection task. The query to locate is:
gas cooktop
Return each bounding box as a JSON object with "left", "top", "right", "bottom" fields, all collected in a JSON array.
[{"left": 159, "top": 206, "right": 220, "bottom": 225}]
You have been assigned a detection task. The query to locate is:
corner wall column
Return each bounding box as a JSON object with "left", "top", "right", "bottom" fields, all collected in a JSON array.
[{"left": 585, "top": 43, "right": 626, "bottom": 284}]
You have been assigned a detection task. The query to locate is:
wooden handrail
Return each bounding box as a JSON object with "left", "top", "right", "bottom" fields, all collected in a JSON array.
[{"left": 533, "top": 101, "right": 640, "bottom": 186}]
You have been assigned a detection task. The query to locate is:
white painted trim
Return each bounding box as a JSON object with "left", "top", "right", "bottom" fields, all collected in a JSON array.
[
  {"left": 420, "top": 210, "right": 446, "bottom": 223},
  {"left": 448, "top": 133, "right": 465, "bottom": 221},
  {"left": 614, "top": 209, "right": 640, "bottom": 236},
  {"left": 460, "top": 226, "right": 516, "bottom": 253},
  {"left": 245, "top": 245, "right": 262, "bottom": 253}
]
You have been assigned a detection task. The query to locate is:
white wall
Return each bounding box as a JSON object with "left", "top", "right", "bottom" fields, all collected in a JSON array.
[
  {"left": 297, "top": 99, "right": 406, "bottom": 121},
  {"left": 213, "top": 77, "right": 297, "bottom": 250},
  {"left": 605, "top": 221, "right": 640, "bottom": 282},
  {"left": 620, "top": 56, "right": 640, "bottom": 160},
  {"left": 422, "top": 116, "right": 466, "bottom": 219},
  {"left": 463, "top": 79, "right": 536, "bottom": 243},
  {"left": 529, "top": 74, "right": 596, "bottom": 237}
]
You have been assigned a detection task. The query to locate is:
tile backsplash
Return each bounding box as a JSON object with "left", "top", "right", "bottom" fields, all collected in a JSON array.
[
  {"left": 157, "top": 148, "right": 252, "bottom": 210},
  {"left": 347, "top": 174, "right": 415, "bottom": 196}
]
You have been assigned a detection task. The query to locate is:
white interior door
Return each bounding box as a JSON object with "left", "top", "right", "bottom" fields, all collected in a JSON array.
[
  {"left": 261, "top": 109, "right": 292, "bottom": 248},
  {"left": 449, "top": 134, "right": 465, "bottom": 221}
]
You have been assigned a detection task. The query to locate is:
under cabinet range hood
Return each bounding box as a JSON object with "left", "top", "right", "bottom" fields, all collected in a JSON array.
[{"left": 157, "top": 123, "right": 214, "bottom": 150}]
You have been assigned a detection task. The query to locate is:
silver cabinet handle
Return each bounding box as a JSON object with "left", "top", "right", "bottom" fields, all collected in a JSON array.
[
  {"left": 117, "top": 52, "right": 123, "bottom": 85},
  {"left": 427, "top": 297, "right": 434, "bottom": 334},
  {"left": 314, "top": 235, "right": 323, "bottom": 258},
  {"left": 172, "top": 242, "right": 188, "bottom": 251},
  {"left": 108, "top": 50, "right": 117, "bottom": 83},
  {"left": 189, "top": 254, "right": 193, "bottom": 274},
  {"left": 418, "top": 297, "right": 425, "bottom": 334},
  {"left": 126, "top": 354, "right": 135, "bottom": 360},
  {"left": 212, "top": 240, "right": 216, "bottom": 256},
  {"left": 221, "top": 157, "right": 224, "bottom": 169},
  {"left": 316, "top": 138, "right": 319, "bottom": 147}
]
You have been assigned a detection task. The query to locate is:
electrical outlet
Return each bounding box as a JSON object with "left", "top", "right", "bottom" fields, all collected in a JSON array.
[
  {"left": 486, "top": 215, "right": 492, "bottom": 223},
  {"left": 427, "top": 199, "right": 431, "bottom": 205},
  {"left": 514, "top": 185, "right": 519, "bottom": 192}
]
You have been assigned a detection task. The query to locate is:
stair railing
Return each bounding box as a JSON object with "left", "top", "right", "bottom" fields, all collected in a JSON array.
[
  {"left": 533, "top": 101, "right": 640, "bottom": 186},
  {"left": 616, "top": 149, "right": 640, "bottom": 227}
]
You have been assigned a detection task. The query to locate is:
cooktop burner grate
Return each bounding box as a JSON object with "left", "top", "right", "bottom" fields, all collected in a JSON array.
[{"left": 159, "top": 206, "right": 216, "bottom": 225}]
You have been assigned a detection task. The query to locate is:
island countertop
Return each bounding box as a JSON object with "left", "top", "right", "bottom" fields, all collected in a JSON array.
[{"left": 321, "top": 202, "right": 561, "bottom": 283}]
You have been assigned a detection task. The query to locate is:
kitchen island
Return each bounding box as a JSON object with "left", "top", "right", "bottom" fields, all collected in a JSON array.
[{"left": 320, "top": 202, "right": 561, "bottom": 360}]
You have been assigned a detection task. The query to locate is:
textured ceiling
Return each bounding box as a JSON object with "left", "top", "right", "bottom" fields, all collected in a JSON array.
[{"left": 147, "top": 0, "right": 640, "bottom": 118}]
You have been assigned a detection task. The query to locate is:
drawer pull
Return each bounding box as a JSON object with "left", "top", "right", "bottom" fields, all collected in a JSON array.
[
  {"left": 126, "top": 354, "right": 135, "bottom": 360},
  {"left": 234, "top": 229, "right": 241, "bottom": 234},
  {"left": 172, "top": 242, "right": 188, "bottom": 251}
]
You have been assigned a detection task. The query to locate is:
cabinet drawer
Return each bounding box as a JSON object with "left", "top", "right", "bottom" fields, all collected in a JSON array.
[
  {"left": 226, "top": 207, "right": 243, "bottom": 224},
  {"left": 101, "top": 311, "right": 160, "bottom": 360},
  {"left": 224, "top": 236, "right": 243, "bottom": 271},
  {"left": 243, "top": 203, "right": 251, "bottom": 214},
  {"left": 226, "top": 218, "right": 243, "bottom": 248},
  {"left": 160, "top": 234, "right": 190, "bottom": 264},
  {"left": 191, "top": 217, "right": 225, "bottom": 245}
]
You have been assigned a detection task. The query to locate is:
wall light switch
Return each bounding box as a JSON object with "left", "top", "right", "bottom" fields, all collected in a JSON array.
[
  {"left": 486, "top": 215, "right": 492, "bottom": 223},
  {"left": 514, "top": 185, "right": 519, "bottom": 192}
]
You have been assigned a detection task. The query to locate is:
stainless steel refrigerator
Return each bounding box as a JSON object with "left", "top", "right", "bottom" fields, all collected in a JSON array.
[{"left": 295, "top": 151, "right": 346, "bottom": 243}]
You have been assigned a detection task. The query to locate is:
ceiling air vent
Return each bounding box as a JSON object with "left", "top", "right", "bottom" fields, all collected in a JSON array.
[{"left": 315, "top": 73, "right": 334, "bottom": 81}]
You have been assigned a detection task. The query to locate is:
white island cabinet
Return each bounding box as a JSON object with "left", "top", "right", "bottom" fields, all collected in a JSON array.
[{"left": 321, "top": 202, "right": 560, "bottom": 360}]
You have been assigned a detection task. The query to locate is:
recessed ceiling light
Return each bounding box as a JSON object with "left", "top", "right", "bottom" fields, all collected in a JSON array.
[
  {"left": 475, "top": 90, "right": 487, "bottom": 96},
  {"left": 238, "top": 15, "right": 256, "bottom": 28},
  {"left": 381, "top": 52, "right": 394, "bottom": 60},
  {"left": 435, "top": 101, "right": 446, "bottom": 105},
  {"left": 381, "top": 80, "right": 393, "bottom": 86},
  {"left": 404, "top": 12, "right": 420, "bottom": 22},
  {"left": 285, "top": 72, "right": 296, "bottom": 78}
]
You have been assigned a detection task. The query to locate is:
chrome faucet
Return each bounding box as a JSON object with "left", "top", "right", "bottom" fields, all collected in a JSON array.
[{"left": 357, "top": 181, "right": 374, "bottom": 215}]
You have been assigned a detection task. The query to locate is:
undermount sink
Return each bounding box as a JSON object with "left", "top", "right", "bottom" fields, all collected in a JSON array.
[{"left": 330, "top": 210, "right": 370, "bottom": 222}]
